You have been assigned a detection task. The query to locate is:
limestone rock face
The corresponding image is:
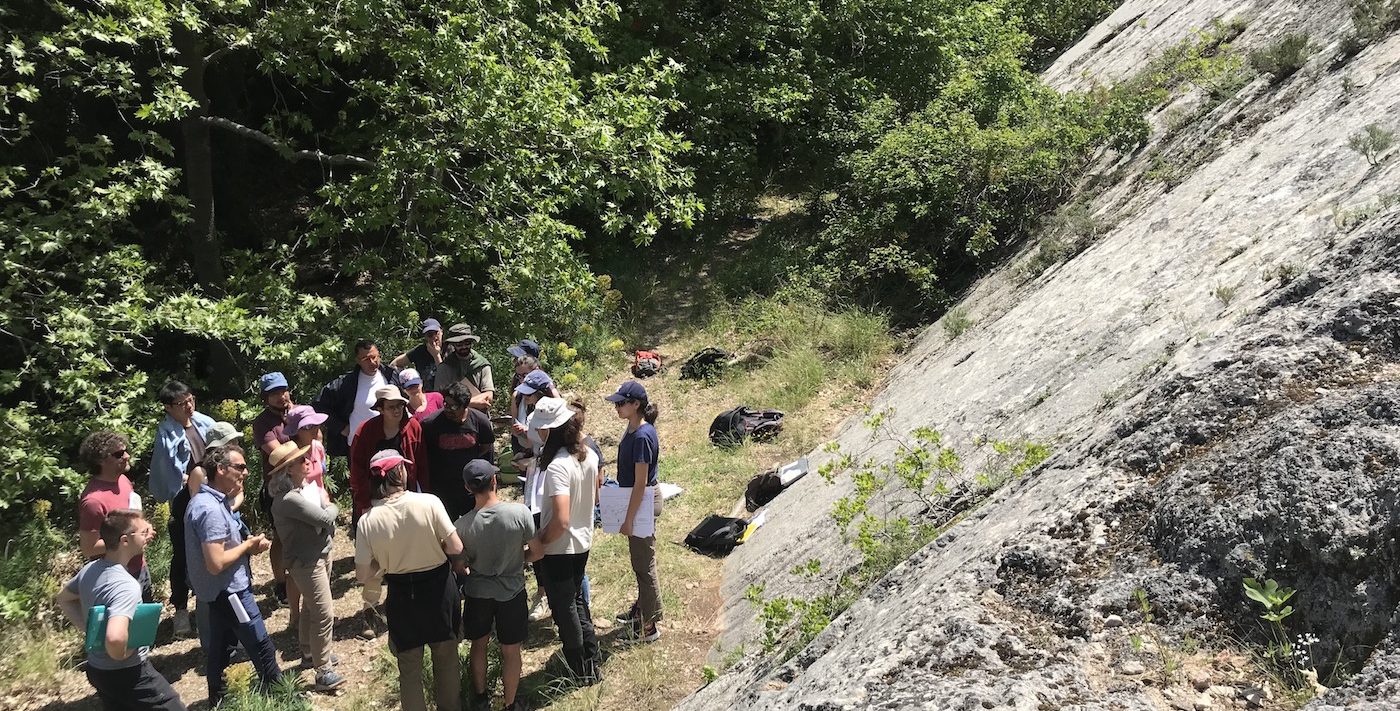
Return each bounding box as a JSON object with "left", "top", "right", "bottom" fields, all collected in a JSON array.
[{"left": 680, "top": 1, "right": 1400, "bottom": 708}]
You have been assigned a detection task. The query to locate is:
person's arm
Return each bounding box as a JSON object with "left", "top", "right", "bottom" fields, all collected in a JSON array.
[
  {"left": 278, "top": 494, "right": 339, "bottom": 529},
  {"left": 186, "top": 465, "right": 206, "bottom": 498},
  {"left": 148, "top": 426, "right": 181, "bottom": 502},
  {"left": 77, "top": 498, "right": 105, "bottom": 558},
  {"left": 78, "top": 528, "right": 105, "bottom": 558},
  {"left": 104, "top": 614, "right": 132, "bottom": 661},
  {"left": 202, "top": 534, "right": 268, "bottom": 575},
  {"left": 441, "top": 530, "right": 463, "bottom": 556},
  {"left": 55, "top": 580, "right": 83, "bottom": 629},
  {"left": 391, "top": 352, "right": 411, "bottom": 368},
  {"left": 353, "top": 524, "right": 383, "bottom": 604},
  {"left": 538, "top": 493, "right": 570, "bottom": 545}
]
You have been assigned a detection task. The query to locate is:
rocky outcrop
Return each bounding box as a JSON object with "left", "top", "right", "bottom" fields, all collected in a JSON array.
[{"left": 682, "top": 1, "right": 1400, "bottom": 709}]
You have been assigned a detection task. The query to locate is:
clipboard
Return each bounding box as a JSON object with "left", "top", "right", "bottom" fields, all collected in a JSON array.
[{"left": 85, "top": 603, "right": 163, "bottom": 653}]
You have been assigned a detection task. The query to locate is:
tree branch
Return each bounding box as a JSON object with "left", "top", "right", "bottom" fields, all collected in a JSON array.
[{"left": 198, "top": 116, "right": 375, "bottom": 168}]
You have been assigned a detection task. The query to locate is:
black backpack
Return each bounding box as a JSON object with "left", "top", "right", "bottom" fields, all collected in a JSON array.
[
  {"left": 709, "top": 406, "right": 785, "bottom": 447},
  {"left": 744, "top": 469, "right": 786, "bottom": 512},
  {"left": 680, "top": 347, "right": 732, "bottom": 381},
  {"left": 684, "top": 514, "right": 748, "bottom": 556}
]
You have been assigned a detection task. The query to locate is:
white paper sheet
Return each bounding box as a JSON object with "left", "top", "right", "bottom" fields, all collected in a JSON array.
[
  {"left": 599, "top": 486, "right": 656, "bottom": 537},
  {"left": 657, "top": 482, "right": 684, "bottom": 501}
]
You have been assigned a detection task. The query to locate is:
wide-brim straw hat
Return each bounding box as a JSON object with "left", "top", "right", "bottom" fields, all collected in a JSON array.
[{"left": 267, "top": 440, "right": 312, "bottom": 476}]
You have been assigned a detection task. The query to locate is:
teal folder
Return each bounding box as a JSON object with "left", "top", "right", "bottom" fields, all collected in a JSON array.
[{"left": 84, "top": 603, "right": 163, "bottom": 653}]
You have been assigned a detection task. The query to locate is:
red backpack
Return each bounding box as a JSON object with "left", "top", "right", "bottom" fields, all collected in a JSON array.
[{"left": 632, "top": 350, "right": 662, "bottom": 378}]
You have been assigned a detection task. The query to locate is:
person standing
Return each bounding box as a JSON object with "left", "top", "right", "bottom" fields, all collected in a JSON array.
[
  {"left": 401, "top": 368, "right": 445, "bottom": 422},
  {"left": 392, "top": 319, "right": 445, "bottom": 392},
  {"left": 421, "top": 382, "right": 496, "bottom": 522},
  {"left": 355, "top": 450, "right": 463, "bottom": 711},
  {"left": 313, "top": 338, "right": 400, "bottom": 460},
  {"left": 268, "top": 441, "right": 345, "bottom": 691},
  {"left": 432, "top": 324, "right": 494, "bottom": 411},
  {"left": 252, "top": 371, "right": 295, "bottom": 606},
  {"left": 605, "top": 380, "right": 664, "bottom": 643},
  {"left": 149, "top": 380, "right": 213, "bottom": 638},
  {"left": 283, "top": 405, "right": 330, "bottom": 487},
  {"left": 349, "top": 385, "right": 429, "bottom": 525},
  {"left": 185, "top": 444, "right": 281, "bottom": 704},
  {"left": 56, "top": 509, "right": 187, "bottom": 711},
  {"left": 506, "top": 339, "right": 542, "bottom": 391},
  {"left": 527, "top": 398, "right": 601, "bottom": 683},
  {"left": 76, "top": 431, "right": 151, "bottom": 602},
  {"left": 454, "top": 460, "right": 535, "bottom": 711}
]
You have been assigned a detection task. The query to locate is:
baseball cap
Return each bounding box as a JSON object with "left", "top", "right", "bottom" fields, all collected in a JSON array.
[
  {"left": 463, "top": 459, "right": 499, "bottom": 490},
  {"left": 369, "top": 449, "right": 412, "bottom": 475},
  {"left": 284, "top": 405, "right": 328, "bottom": 432},
  {"left": 513, "top": 369, "right": 554, "bottom": 396},
  {"left": 422, "top": 318, "right": 442, "bottom": 334},
  {"left": 400, "top": 368, "right": 423, "bottom": 388},
  {"left": 259, "top": 372, "right": 289, "bottom": 394},
  {"left": 507, "top": 339, "right": 541, "bottom": 359},
  {"left": 604, "top": 380, "right": 648, "bottom": 404}
]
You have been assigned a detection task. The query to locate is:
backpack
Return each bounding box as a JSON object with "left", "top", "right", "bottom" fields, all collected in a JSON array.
[
  {"left": 680, "top": 347, "right": 732, "bottom": 381},
  {"left": 709, "top": 406, "right": 785, "bottom": 447},
  {"left": 684, "top": 514, "right": 748, "bottom": 556},
  {"left": 744, "top": 469, "right": 786, "bottom": 512},
  {"left": 632, "top": 350, "right": 662, "bottom": 378}
]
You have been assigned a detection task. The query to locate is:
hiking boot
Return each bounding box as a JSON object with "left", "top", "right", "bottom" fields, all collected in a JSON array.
[
  {"left": 172, "top": 609, "right": 194, "bottom": 638},
  {"left": 528, "top": 596, "right": 551, "bottom": 622},
  {"left": 355, "top": 605, "right": 386, "bottom": 640},
  {"left": 502, "top": 697, "right": 530, "bottom": 711},
  {"left": 621, "top": 622, "right": 661, "bottom": 645},
  {"left": 313, "top": 667, "right": 347, "bottom": 692},
  {"left": 273, "top": 581, "right": 288, "bottom": 606}
]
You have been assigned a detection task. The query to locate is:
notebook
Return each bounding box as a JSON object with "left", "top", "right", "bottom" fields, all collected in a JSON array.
[{"left": 84, "top": 603, "right": 163, "bottom": 653}]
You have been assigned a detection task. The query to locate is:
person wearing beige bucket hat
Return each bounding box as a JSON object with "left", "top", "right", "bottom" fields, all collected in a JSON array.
[
  {"left": 348, "top": 385, "right": 429, "bottom": 525},
  {"left": 268, "top": 440, "right": 345, "bottom": 692}
]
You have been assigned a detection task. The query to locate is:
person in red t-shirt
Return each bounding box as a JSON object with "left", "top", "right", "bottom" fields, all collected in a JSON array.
[{"left": 76, "top": 430, "right": 151, "bottom": 602}]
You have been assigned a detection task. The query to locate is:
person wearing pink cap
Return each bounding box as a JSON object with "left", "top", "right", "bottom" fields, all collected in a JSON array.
[
  {"left": 283, "top": 405, "right": 330, "bottom": 489},
  {"left": 355, "top": 450, "right": 463, "bottom": 711}
]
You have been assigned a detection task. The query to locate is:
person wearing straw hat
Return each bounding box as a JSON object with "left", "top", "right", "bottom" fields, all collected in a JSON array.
[
  {"left": 349, "top": 385, "right": 429, "bottom": 525},
  {"left": 268, "top": 440, "right": 345, "bottom": 692},
  {"left": 527, "top": 397, "right": 602, "bottom": 683},
  {"left": 433, "top": 323, "right": 494, "bottom": 411},
  {"left": 355, "top": 450, "right": 463, "bottom": 711}
]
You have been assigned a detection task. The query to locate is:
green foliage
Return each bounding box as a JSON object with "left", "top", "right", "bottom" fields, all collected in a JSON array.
[
  {"left": 942, "top": 308, "right": 974, "bottom": 340},
  {"left": 0, "top": 501, "right": 71, "bottom": 622},
  {"left": 1243, "top": 577, "right": 1296, "bottom": 623},
  {"left": 1242, "top": 577, "right": 1318, "bottom": 696},
  {"left": 1342, "top": 0, "right": 1400, "bottom": 56},
  {"left": 1347, "top": 123, "right": 1396, "bottom": 166},
  {"left": 1248, "top": 33, "right": 1312, "bottom": 83}
]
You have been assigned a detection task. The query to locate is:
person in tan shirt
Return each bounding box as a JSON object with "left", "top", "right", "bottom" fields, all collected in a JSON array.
[{"left": 354, "top": 449, "right": 463, "bottom": 711}]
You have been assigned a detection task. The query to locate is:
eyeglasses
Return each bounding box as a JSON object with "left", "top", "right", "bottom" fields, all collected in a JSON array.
[
  {"left": 227, "top": 462, "right": 249, "bottom": 472},
  {"left": 108, "top": 449, "right": 129, "bottom": 459},
  {"left": 170, "top": 397, "right": 195, "bottom": 408}
]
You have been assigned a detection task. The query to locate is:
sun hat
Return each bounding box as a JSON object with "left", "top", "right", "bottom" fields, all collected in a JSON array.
[
  {"left": 370, "top": 385, "right": 410, "bottom": 410},
  {"left": 604, "top": 380, "right": 649, "bottom": 404},
  {"left": 513, "top": 369, "right": 555, "bottom": 396},
  {"left": 369, "top": 449, "right": 412, "bottom": 476},
  {"left": 463, "top": 459, "right": 499, "bottom": 490},
  {"left": 444, "top": 323, "right": 480, "bottom": 344},
  {"left": 284, "top": 405, "right": 328, "bottom": 432},
  {"left": 400, "top": 368, "right": 423, "bottom": 389},
  {"left": 267, "top": 440, "right": 312, "bottom": 476},
  {"left": 507, "top": 339, "right": 541, "bottom": 359},
  {"left": 259, "top": 372, "right": 289, "bottom": 394},
  {"left": 207, "top": 421, "right": 242, "bottom": 448},
  {"left": 421, "top": 318, "right": 442, "bottom": 335},
  {"left": 526, "top": 397, "right": 574, "bottom": 431}
]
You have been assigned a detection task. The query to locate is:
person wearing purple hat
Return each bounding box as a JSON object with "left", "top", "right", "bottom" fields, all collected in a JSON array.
[
  {"left": 355, "top": 450, "right": 463, "bottom": 711},
  {"left": 252, "top": 371, "right": 295, "bottom": 606},
  {"left": 283, "top": 405, "right": 330, "bottom": 490},
  {"left": 605, "top": 380, "right": 664, "bottom": 643},
  {"left": 393, "top": 319, "right": 445, "bottom": 393}
]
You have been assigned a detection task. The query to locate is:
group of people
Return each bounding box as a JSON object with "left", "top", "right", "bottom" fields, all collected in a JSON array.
[{"left": 58, "top": 319, "right": 667, "bottom": 711}]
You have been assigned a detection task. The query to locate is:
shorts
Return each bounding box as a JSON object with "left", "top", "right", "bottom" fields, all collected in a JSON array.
[{"left": 462, "top": 590, "right": 528, "bottom": 645}]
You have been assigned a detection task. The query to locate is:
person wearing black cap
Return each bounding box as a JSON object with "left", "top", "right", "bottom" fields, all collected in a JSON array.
[
  {"left": 605, "top": 380, "right": 664, "bottom": 643},
  {"left": 393, "top": 319, "right": 445, "bottom": 393},
  {"left": 453, "top": 460, "right": 536, "bottom": 711}
]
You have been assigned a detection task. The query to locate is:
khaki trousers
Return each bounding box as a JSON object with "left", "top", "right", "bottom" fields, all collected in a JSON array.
[
  {"left": 394, "top": 639, "right": 461, "bottom": 711},
  {"left": 628, "top": 489, "right": 664, "bottom": 625},
  {"left": 286, "top": 557, "right": 334, "bottom": 668}
]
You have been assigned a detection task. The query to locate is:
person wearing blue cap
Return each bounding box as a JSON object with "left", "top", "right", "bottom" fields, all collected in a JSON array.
[
  {"left": 392, "top": 319, "right": 445, "bottom": 393},
  {"left": 510, "top": 368, "right": 559, "bottom": 454},
  {"left": 252, "top": 371, "right": 296, "bottom": 607},
  {"left": 604, "top": 380, "right": 664, "bottom": 643}
]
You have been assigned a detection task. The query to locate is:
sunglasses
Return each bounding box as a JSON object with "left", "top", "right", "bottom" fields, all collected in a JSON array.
[
  {"left": 227, "top": 462, "right": 249, "bottom": 472},
  {"left": 171, "top": 397, "right": 195, "bottom": 408},
  {"left": 109, "top": 449, "right": 129, "bottom": 459}
]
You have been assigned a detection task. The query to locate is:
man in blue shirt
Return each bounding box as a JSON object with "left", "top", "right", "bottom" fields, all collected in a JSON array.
[
  {"left": 150, "top": 380, "right": 215, "bottom": 637},
  {"left": 185, "top": 443, "right": 281, "bottom": 703}
]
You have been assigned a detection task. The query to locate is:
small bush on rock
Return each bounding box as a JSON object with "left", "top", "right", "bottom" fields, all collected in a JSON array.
[
  {"left": 1347, "top": 123, "right": 1396, "bottom": 166},
  {"left": 1249, "top": 33, "right": 1313, "bottom": 82}
]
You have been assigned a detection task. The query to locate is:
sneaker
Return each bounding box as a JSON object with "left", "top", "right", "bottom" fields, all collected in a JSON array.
[
  {"left": 172, "top": 609, "right": 194, "bottom": 638},
  {"left": 621, "top": 622, "right": 661, "bottom": 645},
  {"left": 313, "top": 667, "right": 346, "bottom": 692},
  {"left": 614, "top": 604, "right": 639, "bottom": 624},
  {"left": 528, "top": 597, "right": 552, "bottom": 622}
]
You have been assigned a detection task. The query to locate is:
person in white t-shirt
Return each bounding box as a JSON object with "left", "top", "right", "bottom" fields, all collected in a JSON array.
[{"left": 526, "top": 397, "right": 601, "bottom": 684}]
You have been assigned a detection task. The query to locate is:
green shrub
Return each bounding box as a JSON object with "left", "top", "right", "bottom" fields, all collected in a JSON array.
[
  {"left": 0, "top": 501, "right": 71, "bottom": 621},
  {"left": 1343, "top": 0, "right": 1400, "bottom": 55},
  {"left": 1348, "top": 123, "right": 1396, "bottom": 166},
  {"left": 1249, "top": 33, "right": 1312, "bottom": 82}
]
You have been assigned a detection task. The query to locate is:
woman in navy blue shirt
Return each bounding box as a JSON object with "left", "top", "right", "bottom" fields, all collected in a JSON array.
[{"left": 604, "top": 380, "right": 663, "bottom": 643}]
